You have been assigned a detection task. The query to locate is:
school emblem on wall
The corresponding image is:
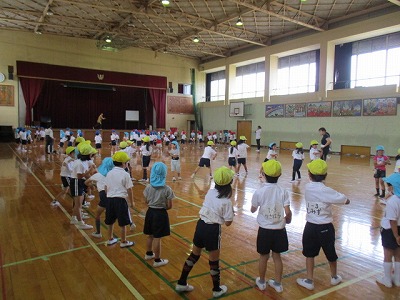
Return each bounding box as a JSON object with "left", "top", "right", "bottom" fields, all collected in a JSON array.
[{"left": 97, "top": 74, "right": 104, "bottom": 80}]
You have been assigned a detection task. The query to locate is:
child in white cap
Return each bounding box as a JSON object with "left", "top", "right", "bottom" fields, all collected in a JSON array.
[
  {"left": 297, "top": 159, "right": 350, "bottom": 291},
  {"left": 176, "top": 166, "right": 234, "bottom": 298},
  {"left": 376, "top": 172, "right": 400, "bottom": 288},
  {"left": 251, "top": 160, "right": 292, "bottom": 293},
  {"left": 143, "top": 162, "right": 175, "bottom": 267}
]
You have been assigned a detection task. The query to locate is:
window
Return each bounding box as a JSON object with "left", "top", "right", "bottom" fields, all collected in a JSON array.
[
  {"left": 207, "top": 71, "right": 225, "bottom": 101},
  {"left": 351, "top": 32, "right": 400, "bottom": 88},
  {"left": 178, "top": 83, "right": 191, "bottom": 95},
  {"left": 275, "top": 50, "right": 318, "bottom": 95},
  {"left": 233, "top": 62, "right": 265, "bottom": 99}
]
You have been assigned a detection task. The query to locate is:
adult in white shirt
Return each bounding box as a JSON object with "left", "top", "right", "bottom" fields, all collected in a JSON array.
[{"left": 255, "top": 126, "right": 262, "bottom": 152}]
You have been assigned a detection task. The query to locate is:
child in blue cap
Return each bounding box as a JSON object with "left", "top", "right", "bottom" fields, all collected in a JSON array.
[
  {"left": 376, "top": 172, "right": 400, "bottom": 288},
  {"left": 143, "top": 162, "right": 175, "bottom": 267}
]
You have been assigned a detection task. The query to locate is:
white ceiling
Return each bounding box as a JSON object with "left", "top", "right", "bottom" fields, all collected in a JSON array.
[{"left": 0, "top": 0, "right": 399, "bottom": 62}]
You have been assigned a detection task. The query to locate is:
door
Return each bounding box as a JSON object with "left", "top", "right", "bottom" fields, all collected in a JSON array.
[{"left": 237, "top": 120, "right": 252, "bottom": 145}]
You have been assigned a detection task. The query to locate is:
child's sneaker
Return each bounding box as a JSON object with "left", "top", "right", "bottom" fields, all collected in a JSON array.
[
  {"left": 380, "top": 199, "right": 387, "bottom": 205},
  {"left": 374, "top": 193, "right": 380, "bottom": 197},
  {"left": 376, "top": 276, "right": 392, "bottom": 288},
  {"left": 212, "top": 285, "right": 227, "bottom": 298},
  {"left": 290, "top": 179, "right": 295, "bottom": 183},
  {"left": 50, "top": 200, "right": 59, "bottom": 206},
  {"left": 144, "top": 253, "right": 155, "bottom": 260},
  {"left": 82, "top": 202, "right": 90, "bottom": 209},
  {"left": 77, "top": 222, "right": 93, "bottom": 230},
  {"left": 268, "top": 279, "right": 283, "bottom": 293},
  {"left": 120, "top": 241, "right": 135, "bottom": 248},
  {"left": 296, "top": 278, "right": 314, "bottom": 290},
  {"left": 107, "top": 238, "right": 118, "bottom": 245},
  {"left": 178, "top": 177, "right": 182, "bottom": 180},
  {"left": 331, "top": 275, "right": 342, "bottom": 286},
  {"left": 70, "top": 216, "right": 78, "bottom": 224},
  {"left": 153, "top": 259, "right": 169, "bottom": 267},
  {"left": 172, "top": 177, "right": 176, "bottom": 181},
  {"left": 255, "top": 277, "right": 266, "bottom": 291},
  {"left": 91, "top": 232, "right": 102, "bottom": 238},
  {"left": 82, "top": 215, "right": 90, "bottom": 220},
  {"left": 130, "top": 222, "right": 136, "bottom": 232},
  {"left": 175, "top": 283, "right": 194, "bottom": 292},
  {"left": 138, "top": 179, "right": 146, "bottom": 182}
]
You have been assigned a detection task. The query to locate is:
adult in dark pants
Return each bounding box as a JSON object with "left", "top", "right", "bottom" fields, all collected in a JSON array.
[
  {"left": 255, "top": 126, "right": 262, "bottom": 152},
  {"left": 319, "top": 127, "right": 332, "bottom": 161},
  {"left": 44, "top": 125, "right": 54, "bottom": 154}
]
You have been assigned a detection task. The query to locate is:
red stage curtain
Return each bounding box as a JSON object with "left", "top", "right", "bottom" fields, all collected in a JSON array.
[
  {"left": 20, "top": 78, "right": 45, "bottom": 125},
  {"left": 149, "top": 89, "right": 166, "bottom": 128},
  {"left": 33, "top": 80, "right": 151, "bottom": 129}
]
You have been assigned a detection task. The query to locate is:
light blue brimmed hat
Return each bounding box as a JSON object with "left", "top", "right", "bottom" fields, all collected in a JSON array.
[{"left": 150, "top": 162, "right": 168, "bottom": 187}]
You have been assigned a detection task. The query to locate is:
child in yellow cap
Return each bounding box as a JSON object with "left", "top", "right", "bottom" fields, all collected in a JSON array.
[
  {"left": 69, "top": 144, "right": 96, "bottom": 230},
  {"left": 191, "top": 141, "right": 217, "bottom": 179},
  {"left": 251, "top": 160, "right": 292, "bottom": 293},
  {"left": 228, "top": 140, "right": 238, "bottom": 175},
  {"left": 237, "top": 136, "right": 250, "bottom": 175},
  {"left": 104, "top": 152, "right": 135, "bottom": 248},
  {"left": 291, "top": 142, "right": 305, "bottom": 182},
  {"left": 51, "top": 146, "right": 76, "bottom": 206},
  {"left": 309, "top": 140, "right": 320, "bottom": 161},
  {"left": 297, "top": 159, "right": 350, "bottom": 291},
  {"left": 176, "top": 166, "right": 234, "bottom": 297}
]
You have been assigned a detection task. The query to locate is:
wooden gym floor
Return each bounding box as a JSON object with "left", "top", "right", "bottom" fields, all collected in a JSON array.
[{"left": 0, "top": 141, "right": 399, "bottom": 299}]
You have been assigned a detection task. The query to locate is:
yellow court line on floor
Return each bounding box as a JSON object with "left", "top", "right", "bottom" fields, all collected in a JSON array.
[
  {"left": 11, "top": 148, "right": 145, "bottom": 300},
  {"left": 301, "top": 270, "right": 380, "bottom": 300}
]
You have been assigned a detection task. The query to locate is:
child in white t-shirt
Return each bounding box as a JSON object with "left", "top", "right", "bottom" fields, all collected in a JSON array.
[
  {"left": 376, "top": 172, "right": 400, "bottom": 288},
  {"left": 169, "top": 141, "right": 181, "bottom": 181},
  {"left": 251, "top": 160, "right": 292, "bottom": 293},
  {"left": 291, "top": 142, "right": 305, "bottom": 182},
  {"left": 191, "top": 141, "right": 217, "bottom": 179},
  {"left": 309, "top": 140, "right": 320, "bottom": 161},
  {"left": 297, "top": 159, "right": 350, "bottom": 291}
]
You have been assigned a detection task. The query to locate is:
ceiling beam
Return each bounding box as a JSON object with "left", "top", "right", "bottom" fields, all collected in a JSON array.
[
  {"left": 55, "top": 0, "right": 267, "bottom": 46},
  {"left": 228, "top": 0, "right": 325, "bottom": 32},
  {"left": 34, "top": 0, "right": 54, "bottom": 33},
  {"left": 387, "top": 0, "right": 400, "bottom": 6}
]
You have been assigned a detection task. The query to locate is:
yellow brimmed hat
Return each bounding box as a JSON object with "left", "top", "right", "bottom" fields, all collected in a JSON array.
[
  {"left": 295, "top": 142, "right": 303, "bottom": 148},
  {"left": 310, "top": 140, "right": 319, "bottom": 145},
  {"left": 78, "top": 143, "right": 93, "bottom": 155},
  {"left": 89, "top": 147, "right": 97, "bottom": 155},
  {"left": 239, "top": 136, "right": 247, "bottom": 140},
  {"left": 127, "top": 140, "right": 133, "bottom": 145},
  {"left": 207, "top": 141, "right": 214, "bottom": 146},
  {"left": 262, "top": 160, "right": 282, "bottom": 177},
  {"left": 307, "top": 159, "right": 327, "bottom": 175},
  {"left": 66, "top": 146, "right": 75, "bottom": 155},
  {"left": 75, "top": 137, "right": 85, "bottom": 144},
  {"left": 85, "top": 140, "right": 91, "bottom": 145},
  {"left": 119, "top": 141, "right": 128, "bottom": 149},
  {"left": 112, "top": 151, "right": 130, "bottom": 163},
  {"left": 142, "top": 136, "right": 151, "bottom": 143},
  {"left": 214, "top": 166, "right": 234, "bottom": 186},
  {"left": 230, "top": 141, "right": 237, "bottom": 146}
]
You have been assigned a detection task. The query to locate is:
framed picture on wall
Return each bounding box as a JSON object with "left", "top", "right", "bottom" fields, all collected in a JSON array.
[
  {"left": 265, "top": 104, "right": 284, "bottom": 118},
  {"left": 0, "top": 85, "right": 14, "bottom": 106},
  {"left": 363, "top": 97, "right": 397, "bottom": 116},
  {"left": 306, "top": 101, "right": 332, "bottom": 117},
  {"left": 333, "top": 100, "right": 362, "bottom": 117},
  {"left": 285, "top": 103, "right": 306, "bottom": 117}
]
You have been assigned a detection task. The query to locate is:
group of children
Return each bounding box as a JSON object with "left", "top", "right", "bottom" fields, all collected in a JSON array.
[{"left": 47, "top": 127, "right": 400, "bottom": 296}]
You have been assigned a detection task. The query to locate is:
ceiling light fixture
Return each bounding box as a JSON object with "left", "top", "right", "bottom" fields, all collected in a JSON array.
[
  {"left": 105, "top": 36, "right": 112, "bottom": 43},
  {"left": 236, "top": 17, "right": 243, "bottom": 26},
  {"left": 193, "top": 36, "right": 199, "bottom": 43},
  {"left": 161, "top": 0, "right": 170, "bottom": 6}
]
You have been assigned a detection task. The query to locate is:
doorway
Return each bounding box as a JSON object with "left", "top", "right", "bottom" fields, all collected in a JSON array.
[{"left": 237, "top": 120, "right": 252, "bottom": 144}]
